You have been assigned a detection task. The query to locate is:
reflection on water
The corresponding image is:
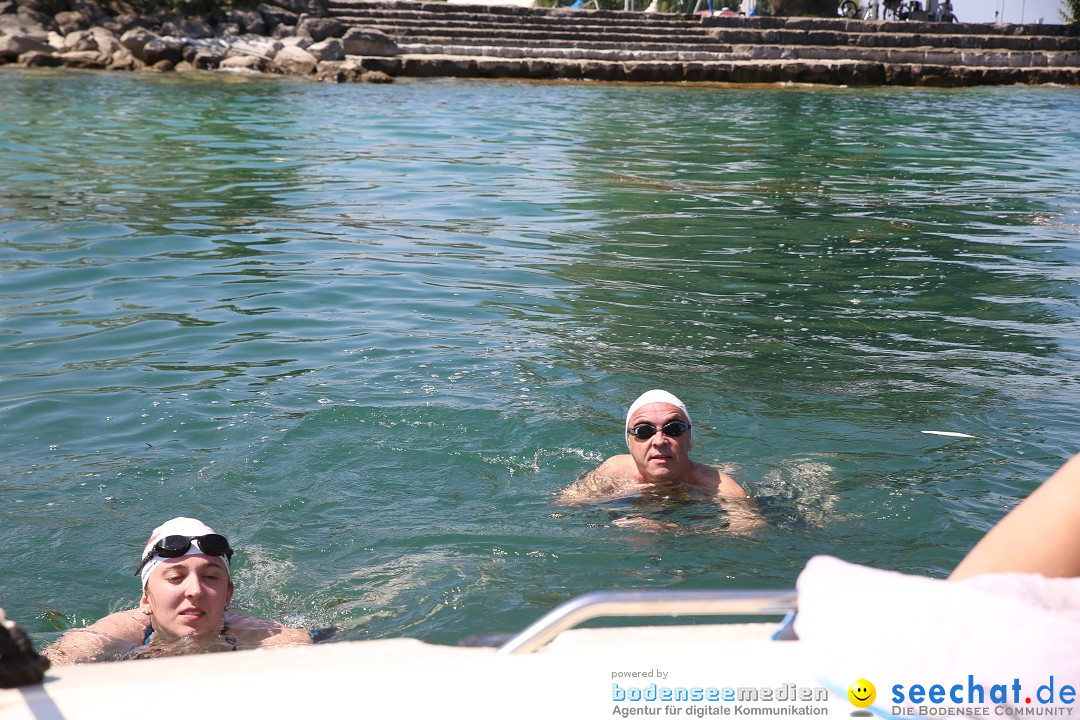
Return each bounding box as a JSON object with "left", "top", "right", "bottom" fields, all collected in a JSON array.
[{"left": 1, "top": 70, "right": 1078, "bottom": 649}]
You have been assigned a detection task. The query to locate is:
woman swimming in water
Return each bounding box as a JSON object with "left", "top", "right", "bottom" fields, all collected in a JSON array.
[{"left": 43, "top": 517, "right": 312, "bottom": 665}]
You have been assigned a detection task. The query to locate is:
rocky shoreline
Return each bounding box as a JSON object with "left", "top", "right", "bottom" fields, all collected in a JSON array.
[
  {"left": 3, "top": 0, "right": 1079, "bottom": 86},
  {"left": 0, "top": 0, "right": 399, "bottom": 82}
]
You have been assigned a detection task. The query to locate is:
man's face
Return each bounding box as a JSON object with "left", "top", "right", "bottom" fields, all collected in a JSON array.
[{"left": 625, "top": 402, "right": 692, "bottom": 483}]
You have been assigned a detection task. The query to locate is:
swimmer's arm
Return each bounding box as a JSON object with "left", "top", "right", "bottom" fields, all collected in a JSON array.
[
  {"left": 950, "top": 452, "right": 1080, "bottom": 581},
  {"left": 42, "top": 609, "right": 146, "bottom": 665},
  {"left": 226, "top": 614, "right": 314, "bottom": 648},
  {"left": 700, "top": 467, "right": 767, "bottom": 534},
  {"left": 259, "top": 626, "right": 315, "bottom": 647},
  {"left": 611, "top": 516, "right": 681, "bottom": 532},
  {"left": 721, "top": 497, "right": 767, "bottom": 535},
  {"left": 713, "top": 469, "right": 749, "bottom": 500}
]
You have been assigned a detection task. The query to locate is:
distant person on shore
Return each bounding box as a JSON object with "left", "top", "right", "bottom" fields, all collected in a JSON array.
[
  {"left": 43, "top": 517, "right": 312, "bottom": 665},
  {"left": 559, "top": 390, "right": 763, "bottom": 532}
]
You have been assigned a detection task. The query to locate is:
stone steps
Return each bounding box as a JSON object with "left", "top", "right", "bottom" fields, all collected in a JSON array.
[
  {"left": 392, "top": 41, "right": 1080, "bottom": 68},
  {"left": 364, "top": 23, "right": 1080, "bottom": 58},
  {"left": 330, "top": 8, "right": 1079, "bottom": 50},
  {"left": 339, "top": 21, "right": 720, "bottom": 44},
  {"left": 322, "top": 0, "right": 1080, "bottom": 85},
  {"left": 358, "top": 53, "right": 1080, "bottom": 84},
  {"left": 328, "top": 0, "right": 1080, "bottom": 37},
  {"left": 347, "top": 21, "right": 1080, "bottom": 52},
  {"left": 704, "top": 13, "right": 1079, "bottom": 36}
]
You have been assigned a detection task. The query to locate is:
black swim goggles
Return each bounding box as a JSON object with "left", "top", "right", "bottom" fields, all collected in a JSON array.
[
  {"left": 134, "top": 534, "right": 234, "bottom": 576},
  {"left": 627, "top": 421, "right": 691, "bottom": 441}
]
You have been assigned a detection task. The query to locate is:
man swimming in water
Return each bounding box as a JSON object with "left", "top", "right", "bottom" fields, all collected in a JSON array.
[
  {"left": 559, "top": 390, "right": 761, "bottom": 531},
  {"left": 44, "top": 517, "right": 311, "bottom": 664}
]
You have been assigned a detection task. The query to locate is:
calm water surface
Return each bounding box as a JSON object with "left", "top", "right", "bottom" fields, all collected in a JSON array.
[{"left": 1, "top": 68, "right": 1078, "bottom": 648}]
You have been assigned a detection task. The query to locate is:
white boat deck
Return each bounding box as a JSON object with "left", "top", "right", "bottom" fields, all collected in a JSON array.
[{"left": 2, "top": 623, "right": 851, "bottom": 718}]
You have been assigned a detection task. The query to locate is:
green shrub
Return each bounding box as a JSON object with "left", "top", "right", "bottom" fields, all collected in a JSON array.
[{"left": 1063, "top": 0, "right": 1079, "bottom": 22}]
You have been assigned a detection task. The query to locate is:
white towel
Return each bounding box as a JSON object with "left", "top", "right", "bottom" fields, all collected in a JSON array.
[{"left": 793, "top": 555, "right": 1080, "bottom": 713}]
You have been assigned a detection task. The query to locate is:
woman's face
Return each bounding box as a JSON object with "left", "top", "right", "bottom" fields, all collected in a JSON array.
[{"left": 140, "top": 555, "right": 233, "bottom": 640}]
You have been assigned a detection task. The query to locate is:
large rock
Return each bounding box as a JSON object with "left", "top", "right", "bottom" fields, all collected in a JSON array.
[
  {"left": 341, "top": 28, "right": 397, "bottom": 57},
  {"left": 16, "top": 0, "right": 65, "bottom": 17},
  {"left": 229, "top": 33, "right": 281, "bottom": 60},
  {"left": 0, "top": 32, "right": 53, "bottom": 58},
  {"left": 107, "top": 44, "right": 138, "bottom": 70},
  {"left": 189, "top": 46, "right": 225, "bottom": 68},
  {"left": 119, "top": 26, "right": 155, "bottom": 60},
  {"left": 0, "top": 7, "right": 52, "bottom": 37},
  {"left": 60, "top": 26, "right": 117, "bottom": 56},
  {"left": 215, "top": 21, "right": 240, "bottom": 37},
  {"left": 54, "top": 10, "right": 89, "bottom": 34},
  {"left": 314, "top": 57, "right": 363, "bottom": 82},
  {"left": 225, "top": 8, "right": 264, "bottom": 35},
  {"left": 161, "top": 16, "right": 213, "bottom": 40},
  {"left": 90, "top": 25, "right": 118, "bottom": 55},
  {"left": 270, "top": 23, "right": 294, "bottom": 39},
  {"left": 219, "top": 53, "right": 264, "bottom": 71},
  {"left": 296, "top": 16, "right": 341, "bottom": 42},
  {"left": 181, "top": 35, "right": 226, "bottom": 63},
  {"left": 15, "top": 5, "right": 54, "bottom": 27},
  {"left": 278, "top": 34, "right": 309, "bottom": 48},
  {"left": 141, "top": 35, "right": 184, "bottom": 65},
  {"left": 63, "top": 28, "right": 95, "bottom": 51},
  {"left": 68, "top": 0, "right": 105, "bottom": 24},
  {"left": 316, "top": 58, "right": 393, "bottom": 83},
  {"left": 307, "top": 37, "right": 342, "bottom": 61},
  {"left": 18, "top": 48, "right": 62, "bottom": 65},
  {"left": 256, "top": 4, "right": 297, "bottom": 31},
  {"left": 272, "top": 43, "right": 314, "bottom": 74},
  {"left": 362, "top": 69, "right": 393, "bottom": 83},
  {"left": 59, "top": 48, "right": 106, "bottom": 68},
  {"left": 108, "top": 13, "right": 158, "bottom": 35}
]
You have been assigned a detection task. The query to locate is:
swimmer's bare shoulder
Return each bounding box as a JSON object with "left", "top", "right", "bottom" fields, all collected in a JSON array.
[
  {"left": 44, "top": 610, "right": 311, "bottom": 664},
  {"left": 43, "top": 609, "right": 146, "bottom": 665},
  {"left": 688, "top": 462, "right": 749, "bottom": 500},
  {"left": 557, "top": 455, "right": 640, "bottom": 505}
]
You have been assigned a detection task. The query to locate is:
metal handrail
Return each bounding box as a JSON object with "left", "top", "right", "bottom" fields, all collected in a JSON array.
[{"left": 496, "top": 589, "right": 797, "bottom": 655}]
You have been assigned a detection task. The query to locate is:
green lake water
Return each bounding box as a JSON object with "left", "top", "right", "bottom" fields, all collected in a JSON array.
[{"left": 1, "top": 68, "right": 1078, "bottom": 648}]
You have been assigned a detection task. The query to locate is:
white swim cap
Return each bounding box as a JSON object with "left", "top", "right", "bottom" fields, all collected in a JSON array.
[
  {"left": 625, "top": 389, "right": 691, "bottom": 429},
  {"left": 139, "top": 517, "right": 230, "bottom": 589}
]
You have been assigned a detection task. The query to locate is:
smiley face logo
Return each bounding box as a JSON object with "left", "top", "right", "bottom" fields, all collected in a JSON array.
[{"left": 848, "top": 679, "right": 876, "bottom": 709}]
